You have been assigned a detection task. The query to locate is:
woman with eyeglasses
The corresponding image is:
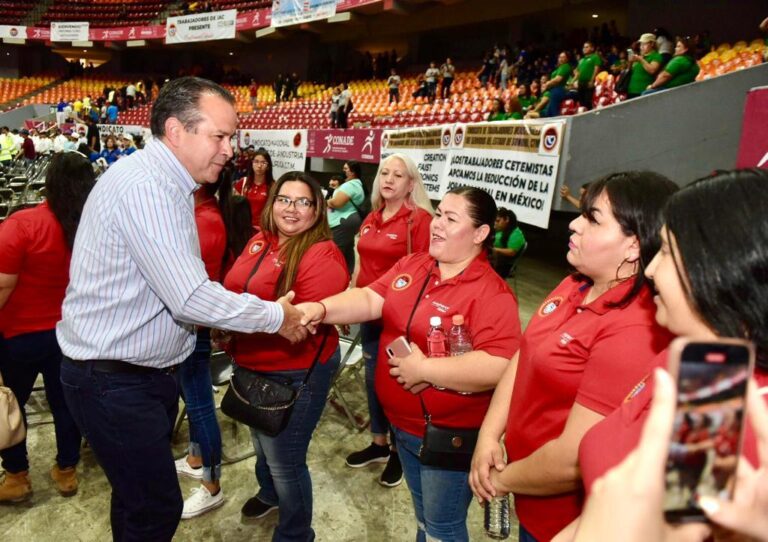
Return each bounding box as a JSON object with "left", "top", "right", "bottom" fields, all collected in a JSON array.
[
  {"left": 221, "top": 172, "right": 349, "bottom": 540},
  {"left": 234, "top": 147, "right": 275, "bottom": 230},
  {"left": 0, "top": 152, "right": 95, "bottom": 503}
]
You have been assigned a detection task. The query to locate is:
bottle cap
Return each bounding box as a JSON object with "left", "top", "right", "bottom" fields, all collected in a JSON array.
[
  {"left": 452, "top": 314, "right": 464, "bottom": 326},
  {"left": 429, "top": 316, "right": 442, "bottom": 327}
]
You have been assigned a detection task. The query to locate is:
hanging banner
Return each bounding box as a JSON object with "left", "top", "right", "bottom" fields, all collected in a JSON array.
[
  {"left": 271, "top": 0, "right": 338, "bottom": 28},
  {"left": 97, "top": 124, "right": 146, "bottom": 140},
  {"left": 165, "top": 9, "right": 237, "bottom": 44},
  {"left": 306, "top": 128, "right": 380, "bottom": 163},
  {"left": 380, "top": 125, "right": 451, "bottom": 199},
  {"left": 0, "top": 25, "right": 26, "bottom": 40},
  {"left": 238, "top": 129, "right": 308, "bottom": 179},
  {"left": 51, "top": 22, "right": 90, "bottom": 42},
  {"left": 381, "top": 119, "right": 566, "bottom": 228},
  {"left": 89, "top": 25, "right": 166, "bottom": 41},
  {"left": 736, "top": 86, "right": 768, "bottom": 169}
]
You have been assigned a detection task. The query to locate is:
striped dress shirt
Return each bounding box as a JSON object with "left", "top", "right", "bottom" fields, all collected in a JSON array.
[{"left": 57, "top": 139, "right": 283, "bottom": 368}]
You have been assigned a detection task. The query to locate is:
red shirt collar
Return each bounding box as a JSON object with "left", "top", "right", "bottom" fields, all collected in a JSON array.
[
  {"left": 370, "top": 203, "right": 414, "bottom": 227},
  {"left": 570, "top": 276, "right": 646, "bottom": 315}
]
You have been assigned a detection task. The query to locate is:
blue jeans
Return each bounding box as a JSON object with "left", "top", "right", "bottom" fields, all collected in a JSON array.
[
  {"left": 249, "top": 348, "right": 341, "bottom": 542},
  {"left": 0, "top": 330, "right": 81, "bottom": 473},
  {"left": 360, "top": 321, "right": 389, "bottom": 436},
  {"left": 60, "top": 358, "right": 182, "bottom": 542},
  {"left": 393, "top": 427, "right": 474, "bottom": 542},
  {"left": 519, "top": 523, "right": 539, "bottom": 542},
  {"left": 179, "top": 329, "right": 222, "bottom": 482},
  {"left": 544, "top": 85, "right": 566, "bottom": 117}
]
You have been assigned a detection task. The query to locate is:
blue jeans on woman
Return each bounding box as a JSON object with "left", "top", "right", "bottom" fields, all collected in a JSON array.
[
  {"left": 179, "top": 329, "right": 222, "bottom": 482},
  {"left": 248, "top": 348, "right": 341, "bottom": 542},
  {"left": 544, "top": 85, "right": 567, "bottom": 117},
  {"left": 360, "top": 321, "right": 389, "bottom": 436},
  {"left": 519, "top": 523, "right": 539, "bottom": 542},
  {"left": 0, "top": 330, "right": 81, "bottom": 473},
  {"left": 393, "top": 427, "right": 474, "bottom": 542}
]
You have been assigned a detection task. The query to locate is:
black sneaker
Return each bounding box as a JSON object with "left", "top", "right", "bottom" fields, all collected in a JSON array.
[
  {"left": 345, "top": 442, "right": 390, "bottom": 468},
  {"left": 241, "top": 496, "right": 278, "bottom": 518},
  {"left": 378, "top": 451, "right": 403, "bottom": 487}
]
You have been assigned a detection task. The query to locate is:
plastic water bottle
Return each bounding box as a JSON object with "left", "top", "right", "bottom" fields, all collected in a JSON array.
[
  {"left": 448, "top": 314, "right": 472, "bottom": 356},
  {"left": 426, "top": 316, "right": 448, "bottom": 358},
  {"left": 427, "top": 316, "right": 448, "bottom": 390},
  {"left": 484, "top": 495, "right": 510, "bottom": 540}
]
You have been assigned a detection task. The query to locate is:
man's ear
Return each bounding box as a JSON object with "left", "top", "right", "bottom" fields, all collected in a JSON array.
[{"left": 163, "top": 117, "right": 184, "bottom": 148}]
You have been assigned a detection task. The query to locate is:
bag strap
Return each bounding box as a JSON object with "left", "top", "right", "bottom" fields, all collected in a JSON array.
[
  {"left": 299, "top": 326, "right": 330, "bottom": 386},
  {"left": 403, "top": 262, "right": 436, "bottom": 422},
  {"left": 243, "top": 241, "right": 271, "bottom": 293},
  {"left": 406, "top": 210, "right": 414, "bottom": 255}
]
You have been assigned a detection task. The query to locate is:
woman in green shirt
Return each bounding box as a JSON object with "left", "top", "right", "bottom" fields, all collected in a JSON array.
[
  {"left": 327, "top": 160, "right": 367, "bottom": 273},
  {"left": 492, "top": 207, "right": 526, "bottom": 277},
  {"left": 487, "top": 98, "right": 507, "bottom": 122},
  {"left": 645, "top": 37, "right": 700, "bottom": 94},
  {"left": 543, "top": 51, "right": 573, "bottom": 117}
]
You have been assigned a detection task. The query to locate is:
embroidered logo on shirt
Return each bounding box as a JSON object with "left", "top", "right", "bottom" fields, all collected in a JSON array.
[
  {"left": 624, "top": 375, "right": 650, "bottom": 403},
  {"left": 361, "top": 225, "right": 372, "bottom": 236},
  {"left": 249, "top": 241, "right": 264, "bottom": 254},
  {"left": 538, "top": 295, "right": 563, "bottom": 317},
  {"left": 431, "top": 301, "right": 450, "bottom": 313},
  {"left": 559, "top": 332, "right": 574, "bottom": 346},
  {"left": 386, "top": 233, "right": 398, "bottom": 240},
  {"left": 392, "top": 273, "right": 412, "bottom": 291}
]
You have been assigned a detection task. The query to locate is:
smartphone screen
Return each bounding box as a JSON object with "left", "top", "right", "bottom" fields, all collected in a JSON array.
[{"left": 664, "top": 340, "right": 754, "bottom": 522}]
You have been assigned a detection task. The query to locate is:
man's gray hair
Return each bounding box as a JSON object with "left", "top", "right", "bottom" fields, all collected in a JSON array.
[{"left": 150, "top": 76, "right": 235, "bottom": 137}]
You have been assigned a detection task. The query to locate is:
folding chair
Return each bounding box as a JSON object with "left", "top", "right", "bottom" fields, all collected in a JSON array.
[
  {"left": 327, "top": 330, "right": 368, "bottom": 431},
  {"left": 506, "top": 241, "right": 528, "bottom": 291}
]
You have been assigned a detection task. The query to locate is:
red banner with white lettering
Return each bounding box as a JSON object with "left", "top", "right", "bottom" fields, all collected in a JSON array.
[
  {"left": 736, "top": 86, "right": 768, "bottom": 169},
  {"left": 26, "top": 25, "right": 165, "bottom": 41},
  {"left": 306, "top": 128, "right": 381, "bottom": 163}
]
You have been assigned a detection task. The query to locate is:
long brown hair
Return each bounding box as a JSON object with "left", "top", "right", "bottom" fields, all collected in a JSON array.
[{"left": 261, "top": 171, "right": 332, "bottom": 297}]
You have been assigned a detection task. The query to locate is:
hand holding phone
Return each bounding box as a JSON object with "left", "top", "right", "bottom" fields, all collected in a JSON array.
[
  {"left": 664, "top": 338, "right": 755, "bottom": 523},
  {"left": 385, "top": 336, "right": 412, "bottom": 359}
]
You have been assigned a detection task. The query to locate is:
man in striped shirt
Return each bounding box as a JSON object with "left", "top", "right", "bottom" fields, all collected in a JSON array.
[{"left": 56, "top": 77, "right": 307, "bottom": 541}]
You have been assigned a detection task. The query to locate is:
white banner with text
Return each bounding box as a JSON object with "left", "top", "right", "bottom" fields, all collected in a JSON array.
[
  {"left": 238, "top": 129, "right": 308, "bottom": 179},
  {"left": 165, "top": 9, "right": 237, "bottom": 44}
]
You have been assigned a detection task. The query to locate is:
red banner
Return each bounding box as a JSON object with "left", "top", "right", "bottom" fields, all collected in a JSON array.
[
  {"left": 236, "top": 9, "right": 271, "bottom": 30},
  {"left": 736, "top": 86, "right": 768, "bottom": 169},
  {"left": 307, "top": 128, "right": 381, "bottom": 163},
  {"left": 26, "top": 24, "right": 164, "bottom": 41}
]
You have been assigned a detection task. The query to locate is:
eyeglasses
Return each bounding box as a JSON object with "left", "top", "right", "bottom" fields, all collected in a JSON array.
[{"left": 274, "top": 195, "right": 315, "bottom": 210}]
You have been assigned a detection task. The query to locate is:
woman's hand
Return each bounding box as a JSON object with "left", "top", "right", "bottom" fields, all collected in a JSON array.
[
  {"left": 469, "top": 433, "right": 507, "bottom": 504},
  {"left": 388, "top": 342, "right": 427, "bottom": 390},
  {"left": 295, "top": 301, "right": 325, "bottom": 332},
  {"left": 700, "top": 380, "right": 768, "bottom": 541}
]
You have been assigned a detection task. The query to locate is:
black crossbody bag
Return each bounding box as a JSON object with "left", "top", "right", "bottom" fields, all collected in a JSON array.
[
  {"left": 220, "top": 243, "right": 329, "bottom": 437},
  {"left": 405, "top": 265, "right": 479, "bottom": 471}
]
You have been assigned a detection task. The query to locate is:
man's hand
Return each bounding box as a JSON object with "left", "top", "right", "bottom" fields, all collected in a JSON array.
[{"left": 276, "top": 291, "right": 308, "bottom": 344}]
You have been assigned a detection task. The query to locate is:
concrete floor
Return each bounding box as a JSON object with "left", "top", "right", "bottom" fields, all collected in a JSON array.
[{"left": 1, "top": 254, "right": 567, "bottom": 542}]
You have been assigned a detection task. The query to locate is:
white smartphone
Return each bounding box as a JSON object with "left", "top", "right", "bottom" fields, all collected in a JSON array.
[{"left": 385, "top": 336, "right": 412, "bottom": 358}]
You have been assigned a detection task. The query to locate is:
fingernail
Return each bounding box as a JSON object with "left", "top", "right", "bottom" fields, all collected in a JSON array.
[{"left": 698, "top": 496, "right": 720, "bottom": 515}]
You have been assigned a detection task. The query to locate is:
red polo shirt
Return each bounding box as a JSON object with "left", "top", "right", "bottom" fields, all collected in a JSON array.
[
  {"left": 195, "top": 198, "right": 226, "bottom": 282},
  {"left": 579, "top": 352, "right": 768, "bottom": 496},
  {"left": 369, "top": 252, "right": 521, "bottom": 437},
  {"left": 223, "top": 231, "right": 348, "bottom": 371},
  {"left": 234, "top": 178, "right": 270, "bottom": 229},
  {"left": 356, "top": 205, "right": 432, "bottom": 288},
  {"left": 0, "top": 202, "right": 69, "bottom": 338},
  {"left": 504, "top": 275, "right": 671, "bottom": 542}
]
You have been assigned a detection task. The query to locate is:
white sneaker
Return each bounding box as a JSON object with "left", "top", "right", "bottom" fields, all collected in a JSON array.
[
  {"left": 175, "top": 457, "right": 203, "bottom": 480},
  {"left": 181, "top": 485, "right": 225, "bottom": 519}
]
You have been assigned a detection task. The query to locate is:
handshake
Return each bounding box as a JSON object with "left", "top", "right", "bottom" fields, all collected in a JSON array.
[{"left": 276, "top": 291, "right": 328, "bottom": 344}]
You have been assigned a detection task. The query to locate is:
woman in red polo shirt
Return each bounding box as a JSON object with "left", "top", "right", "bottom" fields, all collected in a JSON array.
[
  {"left": 344, "top": 153, "right": 433, "bottom": 488},
  {"left": 564, "top": 168, "right": 768, "bottom": 541},
  {"left": 469, "top": 171, "right": 678, "bottom": 542},
  {"left": 0, "top": 152, "right": 95, "bottom": 503},
  {"left": 299, "top": 186, "right": 522, "bottom": 541},
  {"left": 234, "top": 148, "right": 274, "bottom": 230},
  {"left": 223, "top": 172, "right": 348, "bottom": 541}
]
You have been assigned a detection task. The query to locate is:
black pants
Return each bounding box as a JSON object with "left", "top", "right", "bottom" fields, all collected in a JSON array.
[
  {"left": 331, "top": 213, "right": 362, "bottom": 274},
  {"left": 577, "top": 85, "right": 593, "bottom": 109}
]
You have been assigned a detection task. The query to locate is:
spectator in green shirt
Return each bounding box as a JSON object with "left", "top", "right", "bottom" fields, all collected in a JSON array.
[
  {"left": 492, "top": 207, "right": 526, "bottom": 278},
  {"left": 644, "top": 37, "right": 700, "bottom": 94},
  {"left": 543, "top": 51, "right": 572, "bottom": 117},
  {"left": 627, "top": 33, "right": 663, "bottom": 99},
  {"left": 504, "top": 96, "right": 524, "bottom": 120},
  {"left": 487, "top": 98, "right": 507, "bottom": 122},
  {"left": 572, "top": 41, "right": 602, "bottom": 109}
]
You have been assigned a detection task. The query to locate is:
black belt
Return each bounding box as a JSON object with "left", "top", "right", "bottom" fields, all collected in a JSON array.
[{"left": 64, "top": 357, "right": 180, "bottom": 375}]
